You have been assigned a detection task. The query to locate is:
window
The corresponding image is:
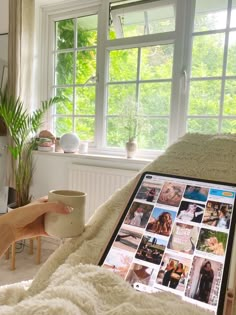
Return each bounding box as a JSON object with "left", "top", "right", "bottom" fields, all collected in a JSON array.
[
  {"left": 53, "top": 15, "right": 98, "bottom": 141},
  {"left": 109, "top": 0, "right": 176, "bottom": 38},
  {"left": 43, "top": 0, "right": 236, "bottom": 157},
  {"left": 187, "top": 0, "right": 236, "bottom": 134}
]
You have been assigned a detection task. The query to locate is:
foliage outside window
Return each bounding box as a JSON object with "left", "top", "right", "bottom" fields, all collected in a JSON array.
[
  {"left": 54, "top": 15, "right": 97, "bottom": 142},
  {"left": 50, "top": 0, "right": 236, "bottom": 156},
  {"left": 187, "top": 0, "right": 236, "bottom": 134}
]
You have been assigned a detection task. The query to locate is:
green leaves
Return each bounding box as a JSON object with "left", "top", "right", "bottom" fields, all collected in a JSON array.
[
  {"left": 0, "top": 90, "right": 60, "bottom": 206},
  {"left": 31, "top": 96, "right": 60, "bottom": 134},
  {"left": 0, "top": 93, "right": 59, "bottom": 160}
]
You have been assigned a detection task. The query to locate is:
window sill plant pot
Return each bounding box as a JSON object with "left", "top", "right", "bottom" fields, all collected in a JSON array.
[{"left": 125, "top": 139, "right": 137, "bottom": 159}]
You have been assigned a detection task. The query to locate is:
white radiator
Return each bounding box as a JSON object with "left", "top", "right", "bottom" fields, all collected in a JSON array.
[{"left": 67, "top": 164, "right": 137, "bottom": 221}]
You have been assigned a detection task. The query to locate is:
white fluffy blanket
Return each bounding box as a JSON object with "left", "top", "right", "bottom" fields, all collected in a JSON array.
[{"left": 1, "top": 133, "right": 236, "bottom": 314}]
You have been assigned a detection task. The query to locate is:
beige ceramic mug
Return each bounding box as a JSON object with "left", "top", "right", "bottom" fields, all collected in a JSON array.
[{"left": 44, "top": 190, "right": 86, "bottom": 238}]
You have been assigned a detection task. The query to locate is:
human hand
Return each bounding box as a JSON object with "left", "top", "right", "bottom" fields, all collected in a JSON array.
[{"left": 1, "top": 197, "right": 72, "bottom": 242}]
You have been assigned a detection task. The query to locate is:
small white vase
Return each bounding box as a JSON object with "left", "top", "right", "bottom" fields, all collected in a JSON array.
[{"left": 125, "top": 140, "right": 137, "bottom": 159}]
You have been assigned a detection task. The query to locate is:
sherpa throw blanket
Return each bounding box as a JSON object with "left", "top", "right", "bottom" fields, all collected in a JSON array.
[{"left": 0, "top": 133, "right": 236, "bottom": 315}]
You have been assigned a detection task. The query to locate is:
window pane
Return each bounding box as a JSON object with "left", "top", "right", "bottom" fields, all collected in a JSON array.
[
  {"left": 109, "top": 49, "right": 138, "bottom": 82},
  {"left": 56, "top": 19, "right": 74, "bottom": 50},
  {"left": 139, "top": 118, "right": 168, "bottom": 150},
  {"left": 231, "top": 0, "right": 236, "bottom": 28},
  {"left": 223, "top": 80, "right": 236, "bottom": 115},
  {"left": 109, "top": 1, "right": 175, "bottom": 39},
  {"left": 139, "top": 82, "right": 171, "bottom": 115},
  {"left": 226, "top": 31, "right": 236, "bottom": 76},
  {"left": 188, "top": 81, "right": 221, "bottom": 115},
  {"left": 107, "top": 117, "right": 168, "bottom": 150},
  {"left": 194, "top": 0, "right": 227, "bottom": 32},
  {"left": 77, "top": 15, "right": 98, "bottom": 47},
  {"left": 55, "top": 88, "right": 73, "bottom": 114},
  {"left": 107, "top": 117, "right": 126, "bottom": 147},
  {"left": 222, "top": 119, "right": 236, "bottom": 133},
  {"left": 55, "top": 117, "right": 73, "bottom": 137},
  {"left": 75, "top": 86, "right": 95, "bottom": 115},
  {"left": 146, "top": 4, "right": 175, "bottom": 33},
  {"left": 55, "top": 52, "right": 74, "bottom": 85},
  {"left": 76, "top": 49, "right": 96, "bottom": 84},
  {"left": 191, "top": 34, "right": 224, "bottom": 77},
  {"left": 107, "top": 84, "right": 136, "bottom": 115},
  {"left": 75, "top": 117, "right": 95, "bottom": 141},
  {"left": 140, "top": 45, "right": 173, "bottom": 80},
  {"left": 187, "top": 119, "right": 218, "bottom": 134}
]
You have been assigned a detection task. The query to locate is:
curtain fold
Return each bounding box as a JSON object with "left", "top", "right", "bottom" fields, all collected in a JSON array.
[
  {"left": 8, "top": 0, "right": 35, "bottom": 104},
  {"left": 6, "top": 0, "right": 35, "bottom": 188}
]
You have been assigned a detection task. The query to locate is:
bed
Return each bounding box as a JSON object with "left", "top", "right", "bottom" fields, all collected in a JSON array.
[{"left": 0, "top": 133, "right": 235, "bottom": 315}]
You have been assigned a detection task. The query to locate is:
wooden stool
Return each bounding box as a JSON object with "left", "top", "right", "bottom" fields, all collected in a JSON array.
[{"left": 5, "top": 236, "right": 41, "bottom": 270}]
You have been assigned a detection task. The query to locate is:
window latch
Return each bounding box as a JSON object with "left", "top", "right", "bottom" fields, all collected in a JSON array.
[
  {"left": 83, "top": 75, "right": 98, "bottom": 87},
  {"left": 183, "top": 70, "right": 187, "bottom": 93}
]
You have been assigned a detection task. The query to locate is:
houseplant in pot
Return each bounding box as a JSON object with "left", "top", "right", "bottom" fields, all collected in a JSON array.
[
  {"left": 0, "top": 89, "right": 59, "bottom": 207},
  {"left": 123, "top": 102, "right": 143, "bottom": 159}
]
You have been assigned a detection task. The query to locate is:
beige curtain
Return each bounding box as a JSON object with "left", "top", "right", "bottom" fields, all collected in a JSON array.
[
  {"left": 8, "top": 0, "right": 35, "bottom": 104},
  {"left": 6, "top": 0, "right": 35, "bottom": 187}
]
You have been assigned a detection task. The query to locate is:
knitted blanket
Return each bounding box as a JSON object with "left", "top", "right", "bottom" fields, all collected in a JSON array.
[{"left": 0, "top": 133, "right": 236, "bottom": 315}]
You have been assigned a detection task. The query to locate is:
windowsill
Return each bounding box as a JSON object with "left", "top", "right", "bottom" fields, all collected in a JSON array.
[
  {"left": 33, "top": 150, "right": 155, "bottom": 171},
  {"left": 33, "top": 149, "right": 152, "bottom": 161}
]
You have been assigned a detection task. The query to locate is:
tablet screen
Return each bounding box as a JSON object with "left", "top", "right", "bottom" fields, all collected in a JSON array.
[{"left": 99, "top": 172, "right": 236, "bottom": 315}]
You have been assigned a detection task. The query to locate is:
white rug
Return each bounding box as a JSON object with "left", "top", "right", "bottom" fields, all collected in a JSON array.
[{"left": 0, "top": 133, "right": 236, "bottom": 314}]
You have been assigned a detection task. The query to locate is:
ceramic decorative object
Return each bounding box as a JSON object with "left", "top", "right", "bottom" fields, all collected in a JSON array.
[
  {"left": 37, "top": 137, "right": 54, "bottom": 152},
  {"left": 55, "top": 137, "right": 63, "bottom": 152},
  {"left": 125, "top": 140, "right": 137, "bottom": 159},
  {"left": 79, "top": 141, "right": 88, "bottom": 154},
  {"left": 38, "top": 130, "right": 55, "bottom": 142},
  {"left": 59, "top": 133, "right": 80, "bottom": 153},
  {"left": 44, "top": 190, "right": 86, "bottom": 238}
]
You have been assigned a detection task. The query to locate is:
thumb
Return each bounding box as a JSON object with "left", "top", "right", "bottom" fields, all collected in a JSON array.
[{"left": 34, "top": 201, "right": 73, "bottom": 216}]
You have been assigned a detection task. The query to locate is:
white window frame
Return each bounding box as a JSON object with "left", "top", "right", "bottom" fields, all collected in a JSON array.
[
  {"left": 37, "top": 0, "right": 196, "bottom": 159},
  {"left": 186, "top": 0, "right": 236, "bottom": 133}
]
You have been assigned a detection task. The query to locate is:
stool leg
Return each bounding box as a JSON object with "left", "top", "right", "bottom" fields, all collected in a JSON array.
[
  {"left": 11, "top": 242, "right": 16, "bottom": 270},
  {"left": 5, "top": 247, "right": 9, "bottom": 260},
  {"left": 223, "top": 289, "right": 234, "bottom": 315},
  {"left": 36, "top": 236, "right": 41, "bottom": 264},
  {"left": 29, "top": 238, "right": 34, "bottom": 255}
]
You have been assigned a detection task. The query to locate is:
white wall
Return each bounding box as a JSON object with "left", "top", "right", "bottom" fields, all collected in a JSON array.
[
  {"left": 31, "top": 152, "right": 148, "bottom": 200},
  {"left": 0, "top": 0, "right": 8, "bottom": 67},
  {"left": 0, "top": 0, "right": 8, "bottom": 33},
  {"left": 0, "top": 0, "right": 8, "bottom": 85},
  {"left": 31, "top": 152, "right": 149, "bottom": 221}
]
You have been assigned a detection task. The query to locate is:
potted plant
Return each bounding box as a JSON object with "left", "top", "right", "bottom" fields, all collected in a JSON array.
[
  {"left": 122, "top": 102, "right": 142, "bottom": 158},
  {"left": 0, "top": 89, "right": 59, "bottom": 207}
]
